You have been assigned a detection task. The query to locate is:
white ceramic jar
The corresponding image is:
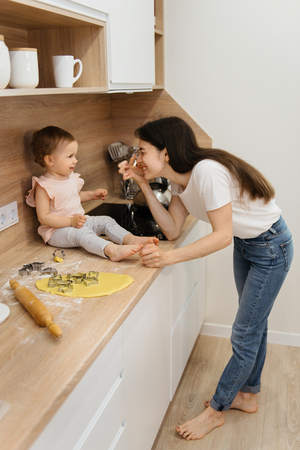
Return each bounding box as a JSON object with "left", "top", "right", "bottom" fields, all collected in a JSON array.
[
  {"left": 0, "top": 35, "right": 11, "bottom": 89},
  {"left": 9, "top": 48, "right": 39, "bottom": 89}
]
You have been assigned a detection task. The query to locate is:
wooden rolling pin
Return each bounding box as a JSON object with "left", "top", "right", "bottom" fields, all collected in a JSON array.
[{"left": 10, "top": 280, "right": 62, "bottom": 338}]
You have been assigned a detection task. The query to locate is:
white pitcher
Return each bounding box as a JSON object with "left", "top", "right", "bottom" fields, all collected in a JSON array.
[{"left": 0, "top": 35, "right": 11, "bottom": 89}]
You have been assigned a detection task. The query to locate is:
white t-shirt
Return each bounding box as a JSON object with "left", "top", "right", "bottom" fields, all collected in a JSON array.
[{"left": 170, "top": 159, "right": 281, "bottom": 239}]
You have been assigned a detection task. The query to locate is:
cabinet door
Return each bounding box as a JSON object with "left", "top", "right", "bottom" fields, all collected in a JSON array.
[
  {"left": 107, "top": 0, "right": 155, "bottom": 90},
  {"left": 171, "top": 280, "right": 205, "bottom": 398},
  {"left": 124, "top": 267, "right": 171, "bottom": 450},
  {"left": 69, "top": 0, "right": 110, "bottom": 14},
  {"left": 170, "top": 221, "right": 206, "bottom": 398},
  {"left": 171, "top": 221, "right": 204, "bottom": 328},
  {"left": 30, "top": 327, "right": 124, "bottom": 450},
  {"left": 34, "top": 0, "right": 108, "bottom": 19}
]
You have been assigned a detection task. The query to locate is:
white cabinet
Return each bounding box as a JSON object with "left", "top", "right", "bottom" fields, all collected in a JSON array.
[
  {"left": 170, "top": 221, "right": 206, "bottom": 398},
  {"left": 30, "top": 327, "right": 126, "bottom": 450},
  {"left": 29, "top": 222, "right": 205, "bottom": 450},
  {"left": 106, "top": 0, "right": 155, "bottom": 91},
  {"left": 34, "top": 0, "right": 108, "bottom": 20},
  {"left": 68, "top": 0, "right": 110, "bottom": 14},
  {"left": 124, "top": 266, "right": 171, "bottom": 450}
]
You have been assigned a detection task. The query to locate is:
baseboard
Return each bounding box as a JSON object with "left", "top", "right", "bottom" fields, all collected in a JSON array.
[{"left": 200, "top": 322, "right": 300, "bottom": 347}]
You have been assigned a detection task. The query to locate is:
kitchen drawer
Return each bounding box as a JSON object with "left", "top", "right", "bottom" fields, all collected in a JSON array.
[
  {"left": 78, "top": 377, "right": 125, "bottom": 450},
  {"left": 30, "top": 327, "right": 124, "bottom": 450},
  {"left": 124, "top": 266, "right": 171, "bottom": 450},
  {"left": 112, "top": 425, "right": 127, "bottom": 450},
  {"left": 171, "top": 222, "right": 201, "bottom": 327},
  {"left": 171, "top": 281, "right": 202, "bottom": 398}
]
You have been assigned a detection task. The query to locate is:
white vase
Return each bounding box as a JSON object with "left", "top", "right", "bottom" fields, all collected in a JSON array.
[{"left": 0, "top": 35, "right": 11, "bottom": 89}]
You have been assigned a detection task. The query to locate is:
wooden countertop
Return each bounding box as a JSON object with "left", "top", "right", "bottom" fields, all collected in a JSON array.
[{"left": 0, "top": 213, "right": 198, "bottom": 450}]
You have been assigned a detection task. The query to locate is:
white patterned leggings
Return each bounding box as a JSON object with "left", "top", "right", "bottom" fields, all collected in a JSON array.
[{"left": 47, "top": 216, "right": 130, "bottom": 258}]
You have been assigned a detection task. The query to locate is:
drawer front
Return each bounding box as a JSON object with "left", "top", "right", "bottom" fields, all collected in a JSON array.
[
  {"left": 171, "top": 223, "right": 201, "bottom": 327},
  {"left": 30, "top": 327, "right": 124, "bottom": 450},
  {"left": 79, "top": 377, "right": 125, "bottom": 450},
  {"left": 171, "top": 282, "right": 202, "bottom": 398},
  {"left": 112, "top": 425, "right": 127, "bottom": 450}
]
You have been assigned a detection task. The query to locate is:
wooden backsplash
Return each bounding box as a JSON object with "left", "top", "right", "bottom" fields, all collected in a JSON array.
[{"left": 0, "top": 89, "right": 211, "bottom": 256}]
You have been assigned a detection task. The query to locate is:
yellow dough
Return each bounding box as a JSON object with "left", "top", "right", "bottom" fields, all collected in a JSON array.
[
  {"left": 54, "top": 256, "right": 64, "bottom": 263},
  {"left": 36, "top": 272, "right": 134, "bottom": 298}
]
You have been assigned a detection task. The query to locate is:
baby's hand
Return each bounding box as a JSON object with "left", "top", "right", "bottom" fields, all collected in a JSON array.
[
  {"left": 92, "top": 189, "right": 107, "bottom": 200},
  {"left": 70, "top": 215, "right": 87, "bottom": 228}
]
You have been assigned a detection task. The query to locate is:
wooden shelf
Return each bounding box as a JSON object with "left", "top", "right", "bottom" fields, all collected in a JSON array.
[
  {"left": 0, "top": 86, "right": 108, "bottom": 97},
  {"left": 0, "top": 0, "right": 104, "bottom": 29},
  {"left": 154, "top": 0, "right": 164, "bottom": 89},
  {"left": 0, "top": 0, "right": 108, "bottom": 93},
  {"left": 154, "top": 0, "right": 164, "bottom": 32}
]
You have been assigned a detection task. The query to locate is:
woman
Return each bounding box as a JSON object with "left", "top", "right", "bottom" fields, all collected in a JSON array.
[{"left": 119, "top": 116, "right": 294, "bottom": 440}]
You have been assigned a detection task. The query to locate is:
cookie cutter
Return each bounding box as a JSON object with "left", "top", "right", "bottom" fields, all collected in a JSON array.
[
  {"left": 18, "top": 262, "right": 45, "bottom": 276},
  {"left": 57, "top": 285, "right": 74, "bottom": 293},
  {"left": 40, "top": 267, "right": 58, "bottom": 276},
  {"left": 66, "top": 273, "right": 86, "bottom": 284},
  {"left": 88, "top": 271, "right": 99, "bottom": 278},
  {"left": 83, "top": 277, "right": 98, "bottom": 286},
  {"left": 18, "top": 267, "right": 32, "bottom": 276},
  {"left": 53, "top": 249, "right": 65, "bottom": 258}
]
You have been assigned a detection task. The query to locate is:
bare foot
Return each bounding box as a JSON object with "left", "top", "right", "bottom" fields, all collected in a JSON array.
[
  {"left": 104, "top": 243, "right": 142, "bottom": 261},
  {"left": 176, "top": 406, "right": 225, "bottom": 440},
  {"left": 123, "top": 234, "right": 159, "bottom": 246},
  {"left": 204, "top": 392, "right": 258, "bottom": 413}
]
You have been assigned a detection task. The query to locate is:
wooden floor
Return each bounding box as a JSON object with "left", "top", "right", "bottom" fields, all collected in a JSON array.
[{"left": 152, "top": 335, "right": 300, "bottom": 450}]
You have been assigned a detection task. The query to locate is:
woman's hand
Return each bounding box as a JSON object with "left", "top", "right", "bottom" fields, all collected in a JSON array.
[
  {"left": 118, "top": 154, "right": 146, "bottom": 185},
  {"left": 140, "top": 244, "right": 168, "bottom": 268},
  {"left": 92, "top": 189, "right": 107, "bottom": 201},
  {"left": 70, "top": 215, "right": 87, "bottom": 228}
]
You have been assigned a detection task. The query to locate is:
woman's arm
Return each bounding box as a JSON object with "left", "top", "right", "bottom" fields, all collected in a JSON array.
[
  {"left": 140, "top": 202, "right": 233, "bottom": 268},
  {"left": 139, "top": 184, "right": 189, "bottom": 240},
  {"left": 119, "top": 159, "right": 188, "bottom": 240},
  {"left": 35, "top": 184, "right": 86, "bottom": 229}
]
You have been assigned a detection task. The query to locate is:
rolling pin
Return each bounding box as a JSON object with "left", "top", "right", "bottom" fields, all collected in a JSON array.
[{"left": 10, "top": 280, "right": 62, "bottom": 338}]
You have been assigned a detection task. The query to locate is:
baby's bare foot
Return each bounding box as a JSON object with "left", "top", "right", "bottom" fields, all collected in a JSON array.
[
  {"left": 105, "top": 243, "right": 142, "bottom": 261},
  {"left": 204, "top": 392, "right": 258, "bottom": 413},
  {"left": 123, "top": 234, "right": 159, "bottom": 246},
  {"left": 176, "top": 406, "right": 225, "bottom": 440}
]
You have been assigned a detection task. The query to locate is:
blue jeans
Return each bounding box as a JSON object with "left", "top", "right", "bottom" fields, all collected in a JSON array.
[{"left": 210, "top": 216, "right": 294, "bottom": 412}]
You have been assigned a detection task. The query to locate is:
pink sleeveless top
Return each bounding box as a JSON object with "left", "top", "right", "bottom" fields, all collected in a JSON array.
[{"left": 26, "top": 172, "right": 85, "bottom": 242}]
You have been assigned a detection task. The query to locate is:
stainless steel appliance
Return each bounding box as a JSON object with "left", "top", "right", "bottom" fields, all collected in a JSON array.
[
  {"left": 108, "top": 142, "right": 139, "bottom": 200},
  {"left": 88, "top": 203, "right": 167, "bottom": 240}
]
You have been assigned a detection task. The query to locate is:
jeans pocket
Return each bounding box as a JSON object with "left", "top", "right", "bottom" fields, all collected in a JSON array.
[{"left": 280, "top": 237, "right": 294, "bottom": 272}]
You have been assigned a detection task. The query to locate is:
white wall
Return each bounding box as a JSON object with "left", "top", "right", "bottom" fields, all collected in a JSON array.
[{"left": 165, "top": 0, "right": 300, "bottom": 344}]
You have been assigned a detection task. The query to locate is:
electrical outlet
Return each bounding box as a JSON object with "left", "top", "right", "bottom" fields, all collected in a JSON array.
[
  {"left": 0, "top": 202, "right": 19, "bottom": 232},
  {"left": 0, "top": 207, "right": 7, "bottom": 231},
  {"left": 6, "top": 201, "right": 18, "bottom": 227}
]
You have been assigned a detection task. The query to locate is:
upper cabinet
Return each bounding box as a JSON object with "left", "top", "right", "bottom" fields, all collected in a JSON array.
[
  {"left": 34, "top": 0, "right": 110, "bottom": 18},
  {"left": 0, "top": 0, "right": 108, "bottom": 96},
  {"left": 0, "top": 0, "right": 164, "bottom": 97},
  {"left": 106, "top": 0, "right": 155, "bottom": 92}
]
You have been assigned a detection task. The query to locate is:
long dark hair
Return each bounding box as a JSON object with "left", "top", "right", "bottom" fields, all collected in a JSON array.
[{"left": 135, "top": 117, "right": 275, "bottom": 203}]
